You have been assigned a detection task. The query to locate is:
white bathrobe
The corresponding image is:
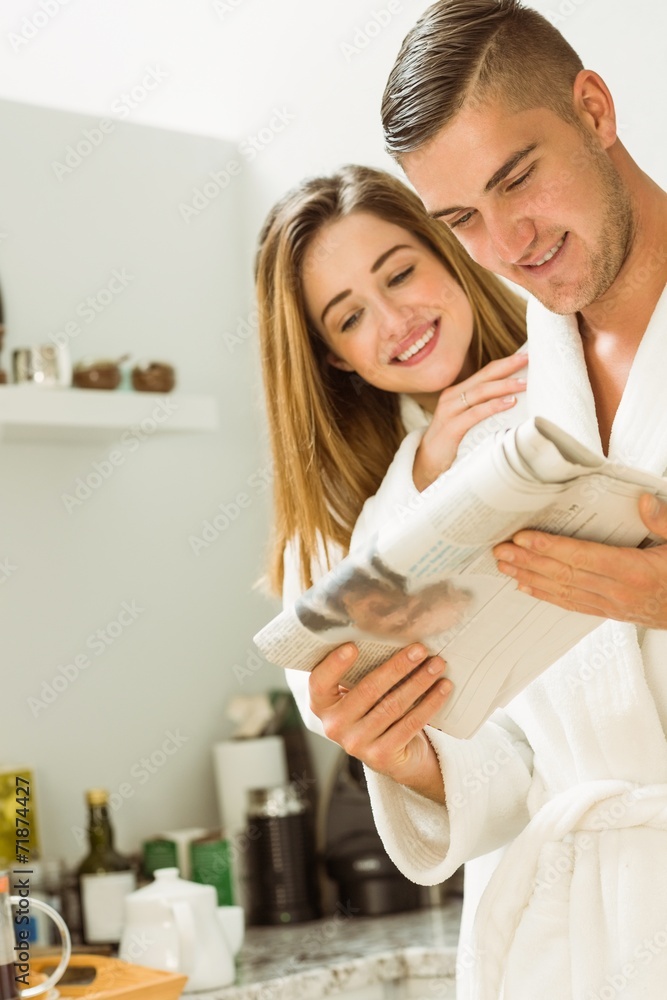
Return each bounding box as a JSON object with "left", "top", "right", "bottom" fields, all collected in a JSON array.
[{"left": 284, "top": 287, "right": 667, "bottom": 999}]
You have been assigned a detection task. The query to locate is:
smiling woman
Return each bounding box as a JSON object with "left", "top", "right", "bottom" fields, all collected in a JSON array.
[
  {"left": 253, "top": 164, "right": 528, "bottom": 594},
  {"left": 301, "top": 211, "right": 477, "bottom": 407}
]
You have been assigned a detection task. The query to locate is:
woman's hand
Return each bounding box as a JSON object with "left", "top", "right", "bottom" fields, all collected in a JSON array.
[
  {"left": 309, "top": 642, "right": 452, "bottom": 803},
  {"left": 413, "top": 351, "right": 528, "bottom": 492}
]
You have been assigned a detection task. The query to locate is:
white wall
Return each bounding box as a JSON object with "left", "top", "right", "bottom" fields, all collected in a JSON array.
[
  {"left": 0, "top": 101, "right": 276, "bottom": 866},
  {"left": 0, "top": 0, "right": 665, "bottom": 866}
]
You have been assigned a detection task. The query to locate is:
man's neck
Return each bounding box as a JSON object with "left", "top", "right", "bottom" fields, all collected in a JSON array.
[
  {"left": 576, "top": 170, "right": 667, "bottom": 454},
  {"left": 578, "top": 175, "right": 667, "bottom": 454},
  {"left": 578, "top": 169, "right": 667, "bottom": 344}
]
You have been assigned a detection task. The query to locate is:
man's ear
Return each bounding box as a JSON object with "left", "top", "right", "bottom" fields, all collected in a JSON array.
[
  {"left": 326, "top": 350, "right": 355, "bottom": 373},
  {"left": 572, "top": 69, "right": 618, "bottom": 150}
]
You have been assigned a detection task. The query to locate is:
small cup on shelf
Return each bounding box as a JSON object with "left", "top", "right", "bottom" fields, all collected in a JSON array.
[
  {"left": 73, "top": 358, "right": 122, "bottom": 390},
  {"left": 131, "top": 361, "right": 176, "bottom": 393}
]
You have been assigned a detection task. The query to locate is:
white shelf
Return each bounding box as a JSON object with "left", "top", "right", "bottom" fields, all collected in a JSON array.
[{"left": 0, "top": 385, "right": 219, "bottom": 443}]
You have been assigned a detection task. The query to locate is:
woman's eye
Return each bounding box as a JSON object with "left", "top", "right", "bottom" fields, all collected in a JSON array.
[
  {"left": 388, "top": 266, "right": 414, "bottom": 286},
  {"left": 341, "top": 310, "right": 362, "bottom": 332}
]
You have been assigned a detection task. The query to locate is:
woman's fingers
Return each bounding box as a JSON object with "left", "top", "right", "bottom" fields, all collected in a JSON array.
[
  {"left": 334, "top": 653, "right": 448, "bottom": 744},
  {"left": 309, "top": 643, "right": 448, "bottom": 741},
  {"left": 308, "top": 644, "right": 453, "bottom": 797},
  {"left": 435, "top": 354, "right": 527, "bottom": 419},
  {"left": 414, "top": 352, "right": 528, "bottom": 491},
  {"left": 457, "top": 375, "right": 526, "bottom": 410},
  {"left": 308, "top": 642, "right": 360, "bottom": 711}
]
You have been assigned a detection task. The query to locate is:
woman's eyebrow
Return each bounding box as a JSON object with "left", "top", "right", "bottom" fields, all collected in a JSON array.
[
  {"left": 321, "top": 289, "right": 351, "bottom": 324},
  {"left": 371, "top": 244, "right": 411, "bottom": 273},
  {"left": 320, "top": 244, "right": 412, "bottom": 323}
]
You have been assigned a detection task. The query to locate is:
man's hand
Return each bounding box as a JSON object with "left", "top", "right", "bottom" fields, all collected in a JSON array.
[
  {"left": 308, "top": 642, "right": 452, "bottom": 803},
  {"left": 494, "top": 493, "right": 667, "bottom": 628}
]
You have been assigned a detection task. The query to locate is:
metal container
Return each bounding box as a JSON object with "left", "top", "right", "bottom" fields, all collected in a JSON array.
[
  {"left": 245, "top": 783, "right": 320, "bottom": 926},
  {"left": 12, "top": 346, "right": 65, "bottom": 386}
]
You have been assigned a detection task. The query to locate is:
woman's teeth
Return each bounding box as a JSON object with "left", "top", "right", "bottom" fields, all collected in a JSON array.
[
  {"left": 527, "top": 236, "right": 565, "bottom": 267},
  {"left": 396, "top": 324, "right": 435, "bottom": 362}
]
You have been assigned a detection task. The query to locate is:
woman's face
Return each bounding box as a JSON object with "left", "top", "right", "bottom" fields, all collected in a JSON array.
[{"left": 301, "top": 210, "right": 476, "bottom": 409}]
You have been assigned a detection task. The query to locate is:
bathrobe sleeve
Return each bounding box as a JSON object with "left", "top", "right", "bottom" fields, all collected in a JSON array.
[
  {"left": 348, "top": 423, "right": 534, "bottom": 886},
  {"left": 281, "top": 395, "right": 534, "bottom": 884},
  {"left": 364, "top": 712, "right": 533, "bottom": 885},
  {"left": 350, "top": 429, "right": 425, "bottom": 548}
]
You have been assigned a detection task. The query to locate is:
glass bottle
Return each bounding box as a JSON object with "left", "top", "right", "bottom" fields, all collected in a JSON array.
[{"left": 76, "top": 790, "right": 136, "bottom": 946}]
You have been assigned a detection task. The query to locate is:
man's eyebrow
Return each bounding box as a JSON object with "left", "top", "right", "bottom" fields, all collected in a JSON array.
[
  {"left": 429, "top": 144, "right": 538, "bottom": 220},
  {"left": 321, "top": 244, "right": 411, "bottom": 323},
  {"left": 484, "top": 143, "right": 537, "bottom": 192}
]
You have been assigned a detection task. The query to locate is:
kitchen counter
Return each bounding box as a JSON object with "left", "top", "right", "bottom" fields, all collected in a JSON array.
[{"left": 187, "top": 899, "right": 462, "bottom": 1000}]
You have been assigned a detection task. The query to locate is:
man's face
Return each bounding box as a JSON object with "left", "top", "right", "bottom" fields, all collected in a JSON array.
[{"left": 402, "top": 101, "right": 633, "bottom": 315}]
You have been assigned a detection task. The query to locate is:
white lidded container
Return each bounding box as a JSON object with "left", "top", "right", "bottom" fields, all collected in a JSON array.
[{"left": 119, "top": 867, "right": 234, "bottom": 990}]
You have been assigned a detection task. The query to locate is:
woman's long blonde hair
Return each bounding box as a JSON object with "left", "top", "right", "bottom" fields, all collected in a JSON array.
[{"left": 255, "top": 165, "right": 526, "bottom": 593}]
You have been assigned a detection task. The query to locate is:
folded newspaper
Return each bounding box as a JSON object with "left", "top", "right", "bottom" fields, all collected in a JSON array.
[{"left": 253, "top": 418, "right": 667, "bottom": 739}]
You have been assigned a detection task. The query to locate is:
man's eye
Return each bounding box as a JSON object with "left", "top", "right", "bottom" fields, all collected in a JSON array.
[
  {"left": 450, "top": 211, "right": 475, "bottom": 230},
  {"left": 507, "top": 166, "right": 535, "bottom": 191}
]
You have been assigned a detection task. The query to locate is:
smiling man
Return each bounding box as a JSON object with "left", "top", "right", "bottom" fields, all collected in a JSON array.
[{"left": 304, "top": 3, "right": 667, "bottom": 999}]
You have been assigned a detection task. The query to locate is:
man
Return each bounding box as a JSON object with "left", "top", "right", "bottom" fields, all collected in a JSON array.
[{"left": 305, "top": 3, "right": 667, "bottom": 998}]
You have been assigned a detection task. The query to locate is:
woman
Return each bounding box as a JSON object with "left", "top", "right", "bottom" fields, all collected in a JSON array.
[{"left": 255, "top": 164, "right": 528, "bottom": 603}]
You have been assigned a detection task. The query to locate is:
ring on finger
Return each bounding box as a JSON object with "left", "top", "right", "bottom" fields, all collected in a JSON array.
[{"left": 460, "top": 390, "right": 470, "bottom": 409}]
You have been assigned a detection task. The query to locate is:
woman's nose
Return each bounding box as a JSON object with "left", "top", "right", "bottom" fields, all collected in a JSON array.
[{"left": 375, "top": 297, "right": 413, "bottom": 336}]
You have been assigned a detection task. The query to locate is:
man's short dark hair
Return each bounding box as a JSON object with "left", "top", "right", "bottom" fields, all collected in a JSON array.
[{"left": 382, "top": 0, "right": 584, "bottom": 159}]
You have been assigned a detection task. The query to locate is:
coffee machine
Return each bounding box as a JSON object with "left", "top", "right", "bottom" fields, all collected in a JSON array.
[{"left": 323, "top": 751, "right": 424, "bottom": 916}]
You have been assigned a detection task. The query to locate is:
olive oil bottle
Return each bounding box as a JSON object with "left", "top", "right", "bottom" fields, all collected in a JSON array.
[{"left": 77, "top": 789, "right": 136, "bottom": 946}]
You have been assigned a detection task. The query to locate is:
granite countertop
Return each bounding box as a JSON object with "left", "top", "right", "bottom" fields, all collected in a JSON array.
[{"left": 187, "top": 899, "right": 462, "bottom": 1000}]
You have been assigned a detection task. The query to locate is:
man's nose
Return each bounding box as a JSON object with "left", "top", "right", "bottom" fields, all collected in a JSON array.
[{"left": 486, "top": 207, "right": 537, "bottom": 266}]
